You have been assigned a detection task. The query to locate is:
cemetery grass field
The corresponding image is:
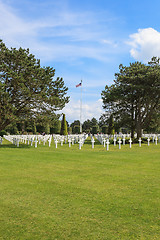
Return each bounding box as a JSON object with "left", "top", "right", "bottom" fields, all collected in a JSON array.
[{"left": 0, "top": 138, "right": 160, "bottom": 240}]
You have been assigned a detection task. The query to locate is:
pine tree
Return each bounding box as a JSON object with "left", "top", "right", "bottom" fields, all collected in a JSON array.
[{"left": 0, "top": 40, "right": 69, "bottom": 131}]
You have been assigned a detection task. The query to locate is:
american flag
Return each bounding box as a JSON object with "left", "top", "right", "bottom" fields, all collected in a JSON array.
[{"left": 76, "top": 82, "right": 82, "bottom": 87}]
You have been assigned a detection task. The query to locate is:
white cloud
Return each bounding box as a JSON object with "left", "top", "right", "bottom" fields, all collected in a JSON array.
[
  {"left": 128, "top": 28, "right": 160, "bottom": 62},
  {"left": 59, "top": 99, "right": 104, "bottom": 124},
  {"left": 0, "top": 0, "right": 117, "bottom": 64}
]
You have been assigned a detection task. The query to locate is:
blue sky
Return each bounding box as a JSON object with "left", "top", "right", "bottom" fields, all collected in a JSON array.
[{"left": 1, "top": 0, "right": 160, "bottom": 123}]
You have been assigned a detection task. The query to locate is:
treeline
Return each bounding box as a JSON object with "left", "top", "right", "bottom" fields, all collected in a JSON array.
[
  {"left": 0, "top": 116, "right": 112, "bottom": 136},
  {"left": 1, "top": 112, "right": 159, "bottom": 137},
  {"left": 0, "top": 114, "right": 69, "bottom": 136}
]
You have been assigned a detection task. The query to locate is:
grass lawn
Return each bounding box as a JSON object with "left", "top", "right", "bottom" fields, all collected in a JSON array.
[{"left": 0, "top": 138, "right": 160, "bottom": 240}]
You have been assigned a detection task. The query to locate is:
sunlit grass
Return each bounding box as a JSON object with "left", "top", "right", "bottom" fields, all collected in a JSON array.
[{"left": 0, "top": 138, "right": 160, "bottom": 239}]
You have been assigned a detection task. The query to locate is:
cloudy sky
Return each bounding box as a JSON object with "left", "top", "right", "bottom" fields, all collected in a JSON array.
[{"left": 1, "top": 0, "right": 160, "bottom": 123}]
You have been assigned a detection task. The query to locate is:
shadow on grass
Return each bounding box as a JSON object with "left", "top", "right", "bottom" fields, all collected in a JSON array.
[
  {"left": 0, "top": 143, "right": 32, "bottom": 149},
  {"left": 84, "top": 138, "right": 102, "bottom": 146}
]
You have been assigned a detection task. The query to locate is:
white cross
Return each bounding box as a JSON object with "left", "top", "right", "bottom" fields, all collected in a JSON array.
[
  {"left": 118, "top": 139, "right": 122, "bottom": 149},
  {"left": 68, "top": 139, "right": 71, "bottom": 147},
  {"left": 106, "top": 139, "right": 110, "bottom": 151},
  {"left": 48, "top": 138, "right": 51, "bottom": 147},
  {"left": 155, "top": 136, "right": 158, "bottom": 145},
  {"left": 138, "top": 138, "right": 142, "bottom": 147},
  {"left": 61, "top": 139, "right": 64, "bottom": 146},
  {"left": 129, "top": 138, "right": 132, "bottom": 148},
  {"left": 54, "top": 139, "right": 58, "bottom": 148},
  {"left": 91, "top": 138, "right": 95, "bottom": 149},
  {"left": 78, "top": 140, "right": 82, "bottom": 150},
  {"left": 35, "top": 138, "right": 38, "bottom": 148},
  {"left": 72, "top": 138, "right": 75, "bottom": 145},
  {"left": 17, "top": 138, "right": 20, "bottom": 147},
  {"left": 30, "top": 138, "right": 33, "bottom": 146},
  {"left": 123, "top": 137, "right": 125, "bottom": 145}
]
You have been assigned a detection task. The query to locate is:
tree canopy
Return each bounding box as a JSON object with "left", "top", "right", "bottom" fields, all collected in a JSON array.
[
  {"left": 101, "top": 57, "right": 160, "bottom": 138},
  {"left": 0, "top": 40, "right": 69, "bottom": 131}
]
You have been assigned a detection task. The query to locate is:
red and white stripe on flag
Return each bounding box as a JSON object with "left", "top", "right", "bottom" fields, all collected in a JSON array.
[{"left": 76, "top": 82, "right": 82, "bottom": 87}]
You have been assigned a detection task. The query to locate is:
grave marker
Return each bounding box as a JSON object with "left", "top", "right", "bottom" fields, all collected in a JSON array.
[{"left": 118, "top": 138, "right": 122, "bottom": 149}]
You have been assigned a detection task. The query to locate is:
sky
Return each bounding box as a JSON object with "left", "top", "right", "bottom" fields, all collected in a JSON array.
[{"left": 1, "top": 0, "right": 160, "bottom": 123}]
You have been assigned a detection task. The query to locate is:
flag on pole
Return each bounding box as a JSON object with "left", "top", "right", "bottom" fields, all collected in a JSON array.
[{"left": 76, "top": 82, "right": 82, "bottom": 87}]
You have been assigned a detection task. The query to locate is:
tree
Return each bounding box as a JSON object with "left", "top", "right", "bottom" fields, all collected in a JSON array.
[
  {"left": 60, "top": 114, "right": 68, "bottom": 135},
  {"left": 82, "top": 118, "right": 98, "bottom": 132},
  {"left": 102, "top": 58, "right": 160, "bottom": 138},
  {"left": 108, "top": 114, "right": 115, "bottom": 135},
  {"left": 50, "top": 120, "right": 61, "bottom": 134},
  {"left": 102, "top": 125, "right": 108, "bottom": 134},
  {"left": 90, "top": 117, "right": 98, "bottom": 126},
  {"left": 92, "top": 125, "right": 99, "bottom": 134},
  {"left": 73, "top": 125, "right": 80, "bottom": 134},
  {"left": 70, "top": 120, "right": 80, "bottom": 129},
  {"left": 82, "top": 119, "right": 91, "bottom": 132},
  {"left": 68, "top": 127, "right": 72, "bottom": 134},
  {"left": 0, "top": 40, "right": 69, "bottom": 131}
]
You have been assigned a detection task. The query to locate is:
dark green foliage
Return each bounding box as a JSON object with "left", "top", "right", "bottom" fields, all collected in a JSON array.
[
  {"left": 32, "top": 121, "right": 37, "bottom": 134},
  {"left": 5, "top": 122, "right": 19, "bottom": 135},
  {"left": 108, "top": 115, "right": 115, "bottom": 135},
  {"left": 0, "top": 40, "right": 69, "bottom": 132},
  {"left": 0, "top": 130, "right": 7, "bottom": 136},
  {"left": 82, "top": 119, "right": 91, "bottom": 131},
  {"left": 44, "top": 123, "right": 50, "bottom": 134},
  {"left": 91, "top": 117, "right": 98, "bottom": 126},
  {"left": 82, "top": 118, "right": 98, "bottom": 132},
  {"left": 92, "top": 125, "right": 99, "bottom": 134},
  {"left": 60, "top": 114, "right": 68, "bottom": 135},
  {"left": 102, "top": 57, "right": 160, "bottom": 138},
  {"left": 102, "top": 125, "right": 108, "bottom": 134},
  {"left": 68, "top": 127, "right": 72, "bottom": 134},
  {"left": 50, "top": 120, "right": 61, "bottom": 134},
  {"left": 73, "top": 125, "right": 80, "bottom": 134},
  {"left": 36, "top": 125, "right": 45, "bottom": 133},
  {"left": 70, "top": 120, "right": 80, "bottom": 129}
]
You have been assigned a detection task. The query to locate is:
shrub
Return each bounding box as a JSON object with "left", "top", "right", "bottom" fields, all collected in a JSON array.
[{"left": 0, "top": 130, "right": 7, "bottom": 137}]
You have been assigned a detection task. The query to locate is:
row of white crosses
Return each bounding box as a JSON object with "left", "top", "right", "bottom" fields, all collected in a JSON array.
[
  {"left": 3, "top": 134, "right": 52, "bottom": 148},
  {"left": 95, "top": 134, "right": 159, "bottom": 151},
  {"left": 2, "top": 133, "right": 159, "bottom": 149},
  {"left": 52, "top": 134, "right": 88, "bottom": 149}
]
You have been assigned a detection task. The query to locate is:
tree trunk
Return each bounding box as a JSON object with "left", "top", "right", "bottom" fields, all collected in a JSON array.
[{"left": 136, "top": 121, "right": 142, "bottom": 139}]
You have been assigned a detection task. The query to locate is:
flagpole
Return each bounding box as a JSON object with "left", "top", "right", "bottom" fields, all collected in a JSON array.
[{"left": 80, "top": 80, "right": 82, "bottom": 133}]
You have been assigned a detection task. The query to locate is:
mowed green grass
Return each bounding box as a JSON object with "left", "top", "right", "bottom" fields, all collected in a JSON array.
[{"left": 0, "top": 138, "right": 160, "bottom": 240}]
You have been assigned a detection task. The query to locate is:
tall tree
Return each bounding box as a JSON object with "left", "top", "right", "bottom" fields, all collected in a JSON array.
[
  {"left": 60, "top": 114, "right": 68, "bottom": 135},
  {"left": 0, "top": 40, "right": 69, "bottom": 131},
  {"left": 108, "top": 114, "right": 115, "bottom": 135},
  {"left": 70, "top": 120, "right": 80, "bottom": 129},
  {"left": 101, "top": 58, "right": 160, "bottom": 138},
  {"left": 90, "top": 117, "right": 98, "bottom": 126},
  {"left": 82, "top": 119, "right": 91, "bottom": 132}
]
